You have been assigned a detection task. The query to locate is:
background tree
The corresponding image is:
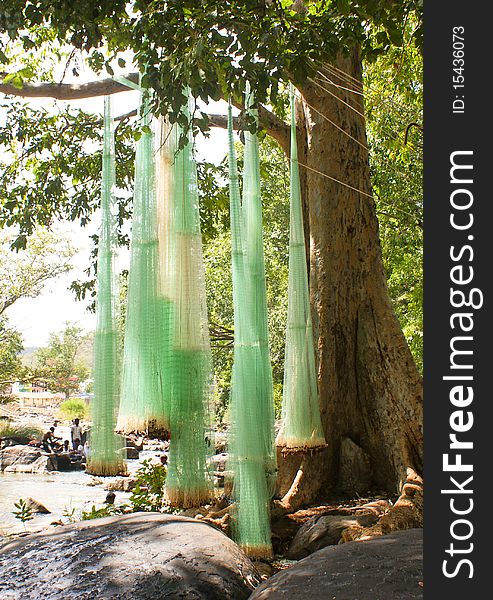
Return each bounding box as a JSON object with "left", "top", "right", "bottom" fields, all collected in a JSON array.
[
  {"left": 0, "top": 316, "right": 24, "bottom": 401},
  {"left": 0, "top": 229, "right": 77, "bottom": 399},
  {"left": 0, "top": 1, "right": 423, "bottom": 505},
  {"left": 35, "top": 322, "right": 90, "bottom": 399},
  {"left": 365, "top": 33, "right": 423, "bottom": 371},
  {"left": 0, "top": 229, "right": 74, "bottom": 314}
]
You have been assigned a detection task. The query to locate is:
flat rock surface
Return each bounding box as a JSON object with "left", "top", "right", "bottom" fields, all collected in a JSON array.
[
  {"left": 0, "top": 513, "right": 261, "bottom": 600},
  {"left": 250, "top": 529, "right": 423, "bottom": 600}
]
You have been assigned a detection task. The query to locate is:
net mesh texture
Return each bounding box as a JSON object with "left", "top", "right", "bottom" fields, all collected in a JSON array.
[
  {"left": 228, "top": 92, "right": 276, "bottom": 559},
  {"left": 276, "top": 87, "right": 326, "bottom": 453},
  {"left": 86, "top": 96, "right": 127, "bottom": 476},
  {"left": 160, "top": 100, "right": 213, "bottom": 508},
  {"left": 117, "top": 90, "right": 170, "bottom": 434}
]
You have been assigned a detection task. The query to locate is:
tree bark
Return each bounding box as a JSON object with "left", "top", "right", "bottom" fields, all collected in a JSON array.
[{"left": 277, "top": 48, "right": 423, "bottom": 509}]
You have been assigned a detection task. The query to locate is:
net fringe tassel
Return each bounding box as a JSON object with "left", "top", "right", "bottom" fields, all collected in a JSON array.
[
  {"left": 86, "top": 458, "right": 127, "bottom": 477},
  {"left": 164, "top": 486, "right": 213, "bottom": 509}
]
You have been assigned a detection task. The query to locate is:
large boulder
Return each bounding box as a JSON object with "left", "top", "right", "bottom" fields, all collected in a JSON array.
[
  {"left": 250, "top": 529, "right": 423, "bottom": 600},
  {"left": 0, "top": 445, "right": 56, "bottom": 473},
  {"left": 286, "top": 513, "right": 378, "bottom": 559},
  {"left": 0, "top": 513, "right": 261, "bottom": 600}
]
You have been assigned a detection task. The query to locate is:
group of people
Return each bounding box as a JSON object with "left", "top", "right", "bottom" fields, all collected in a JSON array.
[{"left": 40, "top": 419, "right": 89, "bottom": 460}]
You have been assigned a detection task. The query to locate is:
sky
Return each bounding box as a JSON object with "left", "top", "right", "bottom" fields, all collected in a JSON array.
[{"left": 2, "top": 70, "right": 231, "bottom": 348}]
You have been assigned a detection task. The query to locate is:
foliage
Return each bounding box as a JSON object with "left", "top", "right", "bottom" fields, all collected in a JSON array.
[
  {"left": 0, "top": 316, "right": 24, "bottom": 395},
  {"left": 58, "top": 397, "right": 88, "bottom": 421},
  {"left": 12, "top": 498, "right": 33, "bottom": 527},
  {"left": 80, "top": 503, "right": 128, "bottom": 520},
  {"left": 0, "top": 228, "right": 74, "bottom": 314},
  {"left": 365, "top": 22, "right": 423, "bottom": 370},
  {"left": 35, "top": 322, "right": 90, "bottom": 398},
  {"left": 0, "top": 2, "right": 422, "bottom": 136},
  {"left": 129, "top": 459, "right": 168, "bottom": 512},
  {"left": 0, "top": 100, "right": 135, "bottom": 253},
  {"left": 0, "top": 421, "right": 43, "bottom": 440}
]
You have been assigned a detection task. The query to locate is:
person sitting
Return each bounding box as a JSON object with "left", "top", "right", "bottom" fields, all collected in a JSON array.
[
  {"left": 56, "top": 439, "right": 71, "bottom": 454},
  {"left": 41, "top": 427, "right": 59, "bottom": 453}
]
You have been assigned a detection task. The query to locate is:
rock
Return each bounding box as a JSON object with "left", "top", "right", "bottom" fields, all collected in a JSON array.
[
  {"left": 380, "top": 468, "right": 423, "bottom": 535},
  {"left": 123, "top": 446, "right": 140, "bottom": 460},
  {"left": 0, "top": 446, "right": 56, "bottom": 473},
  {"left": 252, "top": 561, "right": 272, "bottom": 580},
  {"left": 105, "top": 492, "right": 116, "bottom": 505},
  {"left": 250, "top": 529, "right": 423, "bottom": 600},
  {"left": 86, "top": 476, "right": 104, "bottom": 486},
  {"left": 210, "top": 452, "right": 228, "bottom": 471},
  {"left": 25, "top": 498, "right": 50, "bottom": 514},
  {"left": 0, "top": 513, "right": 261, "bottom": 600},
  {"left": 341, "top": 470, "right": 424, "bottom": 544},
  {"left": 104, "top": 477, "right": 137, "bottom": 492},
  {"left": 125, "top": 435, "right": 144, "bottom": 452},
  {"left": 116, "top": 446, "right": 140, "bottom": 459},
  {"left": 338, "top": 437, "right": 372, "bottom": 495},
  {"left": 286, "top": 513, "right": 378, "bottom": 559},
  {"left": 215, "top": 432, "right": 228, "bottom": 453}
]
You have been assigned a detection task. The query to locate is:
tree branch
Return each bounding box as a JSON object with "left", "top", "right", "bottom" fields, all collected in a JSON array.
[
  {"left": 0, "top": 73, "right": 290, "bottom": 153},
  {"left": 0, "top": 73, "right": 140, "bottom": 99}
]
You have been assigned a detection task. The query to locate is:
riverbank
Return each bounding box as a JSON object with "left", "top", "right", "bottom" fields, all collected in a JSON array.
[{"left": 0, "top": 403, "right": 166, "bottom": 540}]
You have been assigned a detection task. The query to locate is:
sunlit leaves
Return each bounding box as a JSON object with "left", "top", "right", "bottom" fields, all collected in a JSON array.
[{"left": 365, "top": 21, "right": 423, "bottom": 370}]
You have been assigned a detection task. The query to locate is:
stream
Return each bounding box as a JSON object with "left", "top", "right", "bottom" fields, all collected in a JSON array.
[{"left": 0, "top": 450, "right": 162, "bottom": 539}]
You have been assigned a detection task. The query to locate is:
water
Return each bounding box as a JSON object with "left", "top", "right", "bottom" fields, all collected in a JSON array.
[
  {"left": 0, "top": 470, "right": 125, "bottom": 536},
  {"left": 0, "top": 450, "right": 164, "bottom": 539}
]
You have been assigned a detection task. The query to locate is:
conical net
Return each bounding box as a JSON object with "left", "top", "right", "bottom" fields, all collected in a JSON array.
[
  {"left": 228, "top": 92, "right": 276, "bottom": 559},
  {"left": 161, "top": 99, "right": 213, "bottom": 508},
  {"left": 117, "top": 90, "right": 169, "bottom": 434},
  {"left": 86, "top": 96, "right": 127, "bottom": 476},
  {"left": 276, "top": 88, "right": 326, "bottom": 453}
]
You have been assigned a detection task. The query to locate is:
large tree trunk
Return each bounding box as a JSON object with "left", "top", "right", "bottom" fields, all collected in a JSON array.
[{"left": 277, "top": 48, "right": 423, "bottom": 508}]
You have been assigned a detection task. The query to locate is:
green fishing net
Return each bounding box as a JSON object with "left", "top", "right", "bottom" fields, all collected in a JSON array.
[
  {"left": 160, "top": 101, "right": 213, "bottom": 508},
  {"left": 86, "top": 96, "right": 127, "bottom": 476},
  {"left": 117, "top": 90, "right": 169, "bottom": 433},
  {"left": 276, "top": 88, "right": 326, "bottom": 453},
  {"left": 228, "top": 93, "right": 276, "bottom": 559}
]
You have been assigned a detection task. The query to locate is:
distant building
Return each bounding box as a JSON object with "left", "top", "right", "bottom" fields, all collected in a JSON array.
[{"left": 10, "top": 381, "right": 64, "bottom": 408}]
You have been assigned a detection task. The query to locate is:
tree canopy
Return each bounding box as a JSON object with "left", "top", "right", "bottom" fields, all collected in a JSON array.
[
  {"left": 0, "top": 1, "right": 422, "bottom": 128},
  {"left": 35, "top": 322, "right": 90, "bottom": 398}
]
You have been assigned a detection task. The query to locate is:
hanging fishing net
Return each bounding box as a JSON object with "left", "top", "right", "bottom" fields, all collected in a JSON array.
[
  {"left": 161, "top": 100, "right": 213, "bottom": 508},
  {"left": 86, "top": 96, "right": 127, "bottom": 477},
  {"left": 228, "top": 92, "right": 276, "bottom": 559},
  {"left": 276, "top": 88, "right": 326, "bottom": 454},
  {"left": 117, "top": 89, "right": 169, "bottom": 433}
]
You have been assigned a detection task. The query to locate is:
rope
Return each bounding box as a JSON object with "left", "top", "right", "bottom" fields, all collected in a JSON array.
[
  {"left": 308, "top": 77, "right": 366, "bottom": 119},
  {"left": 315, "top": 72, "right": 365, "bottom": 98},
  {"left": 297, "top": 160, "right": 374, "bottom": 200},
  {"left": 293, "top": 89, "right": 368, "bottom": 151}
]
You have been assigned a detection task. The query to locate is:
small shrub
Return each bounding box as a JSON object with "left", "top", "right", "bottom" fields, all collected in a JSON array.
[
  {"left": 130, "top": 459, "right": 168, "bottom": 512},
  {"left": 13, "top": 498, "right": 33, "bottom": 529},
  {"left": 0, "top": 422, "right": 44, "bottom": 441},
  {"left": 58, "top": 398, "right": 88, "bottom": 420},
  {"left": 81, "top": 504, "right": 129, "bottom": 520}
]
